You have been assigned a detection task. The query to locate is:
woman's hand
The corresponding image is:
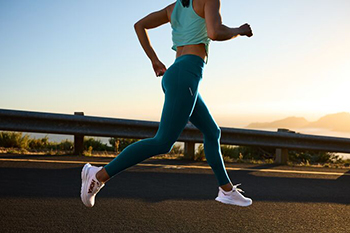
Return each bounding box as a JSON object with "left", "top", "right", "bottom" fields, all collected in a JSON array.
[
  {"left": 239, "top": 23, "right": 253, "bottom": 37},
  {"left": 152, "top": 59, "right": 167, "bottom": 77},
  {"left": 134, "top": 5, "right": 172, "bottom": 77}
]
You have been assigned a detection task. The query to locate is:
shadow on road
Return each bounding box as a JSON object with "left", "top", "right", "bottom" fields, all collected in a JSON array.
[{"left": 0, "top": 163, "right": 349, "bottom": 205}]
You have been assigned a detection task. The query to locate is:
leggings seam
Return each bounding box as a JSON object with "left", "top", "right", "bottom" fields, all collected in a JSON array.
[{"left": 159, "top": 66, "right": 181, "bottom": 148}]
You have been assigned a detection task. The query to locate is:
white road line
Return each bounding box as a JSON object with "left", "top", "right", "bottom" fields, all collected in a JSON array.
[
  {"left": 0, "top": 158, "right": 107, "bottom": 165},
  {"left": 0, "top": 158, "right": 349, "bottom": 176},
  {"left": 139, "top": 164, "right": 349, "bottom": 176}
]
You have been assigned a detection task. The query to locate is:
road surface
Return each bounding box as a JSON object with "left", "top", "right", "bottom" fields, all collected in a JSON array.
[{"left": 0, "top": 154, "right": 349, "bottom": 232}]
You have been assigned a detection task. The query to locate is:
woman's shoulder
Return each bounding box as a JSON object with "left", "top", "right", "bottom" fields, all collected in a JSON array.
[
  {"left": 165, "top": 2, "right": 176, "bottom": 21},
  {"left": 166, "top": 0, "right": 218, "bottom": 20}
]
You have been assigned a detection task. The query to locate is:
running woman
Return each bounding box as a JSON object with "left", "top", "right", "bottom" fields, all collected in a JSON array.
[{"left": 81, "top": 0, "right": 253, "bottom": 208}]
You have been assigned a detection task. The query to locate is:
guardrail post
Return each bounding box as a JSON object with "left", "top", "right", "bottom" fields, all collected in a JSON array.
[
  {"left": 275, "top": 128, "right": 291, "bottom": 164},
  {"left": 184, "top": 141, "right": 195, "bottom": 160},
  {"left": 74, "top": 112, "right": 84, "bottom": 155},
  {"left": 275, "top": 148, "right": 288, "bottom": 164}
]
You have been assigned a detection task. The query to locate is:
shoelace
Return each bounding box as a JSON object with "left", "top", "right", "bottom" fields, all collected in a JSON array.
[{"left": 232, "top": 183, "right": 244, "bottom": 193}]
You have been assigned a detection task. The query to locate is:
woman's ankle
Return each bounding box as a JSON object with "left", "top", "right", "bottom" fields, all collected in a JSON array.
[
  {"left": 96, "top": 168, "right": 110, "bottom": 184},
  {"left": 220, "top": 182, "right": 233, "bottom": 192}
]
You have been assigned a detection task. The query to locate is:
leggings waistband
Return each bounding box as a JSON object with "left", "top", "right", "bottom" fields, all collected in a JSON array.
[
  {"left": 175, "top": 54, "right": 205, "bottom": 65},
  {"left": 174, "top": 54, "right": 205, "bottom": 77}
]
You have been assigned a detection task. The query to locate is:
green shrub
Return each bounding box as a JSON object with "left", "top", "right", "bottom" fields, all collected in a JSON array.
[
  {"left": 109, "top": 137, "right": 140, "bottom": 153},
  {"left": 195, "top": 145, "right": 275, "bottom": 162},
  {"left": 28, "top": 137, "right": 73, "bottom": 151},
  {"left": 84, "top": 138, "right": 113, "bottom": 152},
  {"left": 288, "top": 150, "right": 339, "bottom": 164},
  {"left": 220, "top": 145, "right": 274, "bottom": 160},
  {"left": 28, "top": 136, "right": 50, "bottom": 150},
  {"left": 56, "top": 139, "right": 74, "bottom": 151},
  {"left": 169, "top": 144, "right": 183, "bottom": 155},
  {"left": 0, "top": 132, "right": 30, "bottom": 149},
  {"left": 220, "top": 145, "right": 338, "bottom": 164},
  {"left": 220, "top": 145, "right": 240, "bottom": 159},
  {"left": 0, "top": 132, "right": 75, "bottom": 152},
  {"left": 343, "top": 159, "right": 350, "bottom": 167},
  {"left": 194, "top": 144, "right": 205, "bottom": 161}
]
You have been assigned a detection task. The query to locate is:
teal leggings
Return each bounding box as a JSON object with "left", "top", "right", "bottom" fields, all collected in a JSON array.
[{"left": 105, "top": 54, "right": 231, "bottom": 186}]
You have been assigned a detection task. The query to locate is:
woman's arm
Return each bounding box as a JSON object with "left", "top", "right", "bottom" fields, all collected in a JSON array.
[
  {"left": 134, "top": 4, "right": 174, "bottom": 77},
  {"left": 205, "top": 0, "right": 253, "bottom": 41}
]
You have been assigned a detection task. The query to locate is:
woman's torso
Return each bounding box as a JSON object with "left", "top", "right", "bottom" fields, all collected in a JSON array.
[{"left": 167, "top": 0, "right": 207, "bottom": 60}]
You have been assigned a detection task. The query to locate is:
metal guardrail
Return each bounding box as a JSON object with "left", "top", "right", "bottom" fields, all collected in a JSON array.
[{"left": 1, "top": 108, "right": 350, "bottom": 163}]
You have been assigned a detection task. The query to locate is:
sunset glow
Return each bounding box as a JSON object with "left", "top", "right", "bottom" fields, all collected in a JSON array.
[{"left": 1, "top": 0, "right": 349, "bottom": 129}]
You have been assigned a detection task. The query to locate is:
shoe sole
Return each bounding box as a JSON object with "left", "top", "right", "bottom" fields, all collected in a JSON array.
[
  {"left": 81, "top": 163, "right": 92, "bottom": 207},
  {"left": 215, "top": 197, "right": 252, "bottom": 207}
]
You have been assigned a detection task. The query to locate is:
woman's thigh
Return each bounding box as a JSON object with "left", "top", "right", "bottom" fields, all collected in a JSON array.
[{"left": 156, "top": 65, "right": 201, "bottom": 143}]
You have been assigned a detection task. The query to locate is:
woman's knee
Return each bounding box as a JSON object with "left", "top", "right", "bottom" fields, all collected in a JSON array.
[
  {"left": 215, "top": 127, "right": 221, "bottom": 139},
  {"left": 158, "top": 143, "right": 174, "bottom": 154},
  {"left": 152, "top": 137, "right": 175, "bottom": 154},
  {"left": 206, "top": 126, "right": 221, "bottom": 141}
]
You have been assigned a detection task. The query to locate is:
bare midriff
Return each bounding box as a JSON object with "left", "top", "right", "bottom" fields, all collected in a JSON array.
[{"left": 176, "top": 43, "right": 206, "bottom": 60}]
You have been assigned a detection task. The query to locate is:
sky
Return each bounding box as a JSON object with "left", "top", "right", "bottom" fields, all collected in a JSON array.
[{"left": 1, "top": 0, "right": 350, "bottom": 128}]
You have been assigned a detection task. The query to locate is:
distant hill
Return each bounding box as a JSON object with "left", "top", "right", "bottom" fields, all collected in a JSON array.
[
  {"left": 246, "top": 112, "right": 350, "bottom": 132},
  {"left": 307, "top": 112, "right": 350, "bottom": 132},
  {"left": 247, "top": 117, "right": 310, "bottom": 129}
]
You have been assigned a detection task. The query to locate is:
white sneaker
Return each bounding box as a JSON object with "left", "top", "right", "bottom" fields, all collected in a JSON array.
[
  {"left": 215, "top": 184, "right": 252, "bottom": 207},
  {"left": 80, "top": 163, "right": 105, "bottom": 208}
]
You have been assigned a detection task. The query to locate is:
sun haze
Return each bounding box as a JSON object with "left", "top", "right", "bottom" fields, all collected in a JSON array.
[{"left": 1, "top": 0, "right": 349, "bottom": 128}]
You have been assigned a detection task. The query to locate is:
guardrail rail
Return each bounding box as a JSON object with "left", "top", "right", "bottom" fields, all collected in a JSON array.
[{"left": 1, "top": 109, "right": 350, "bottom": 164}]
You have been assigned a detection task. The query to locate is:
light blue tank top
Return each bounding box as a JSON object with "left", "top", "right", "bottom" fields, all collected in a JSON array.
[{"left": 171, "top": 0, "right": 210, "bottom": 63}]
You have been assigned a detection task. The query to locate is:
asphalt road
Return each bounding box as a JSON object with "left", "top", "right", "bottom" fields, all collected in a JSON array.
[{"left": 0, "top": 154, "right": 349, "bottom": 233}]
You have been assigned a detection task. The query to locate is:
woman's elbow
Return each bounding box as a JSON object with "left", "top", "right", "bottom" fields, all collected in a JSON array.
[
  {"left": 134, "top": 20, "right": 144, "bottom": 31},
  {"left": 208, "top": 31, "right": 218, "bottom": 41},
  {"left": 134, "top": 21, "right": 140, "bottom": 30},
  {"left": 207, "top": 24, "right": 221, "bottom": 40}
]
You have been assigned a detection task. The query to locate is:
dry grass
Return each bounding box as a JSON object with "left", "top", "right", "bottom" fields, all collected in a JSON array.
[{"left": 1, "top": 147, "right": 349, "bottom": 169}]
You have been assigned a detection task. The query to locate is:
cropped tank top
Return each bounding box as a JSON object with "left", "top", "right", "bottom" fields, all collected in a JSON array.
[{"left": 171, "top": 0, "right": 210, "bottom": 63}]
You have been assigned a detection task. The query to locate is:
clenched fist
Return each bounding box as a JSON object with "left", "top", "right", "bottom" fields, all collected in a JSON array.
[
  {"left": 152, "top": 60, "right": 167, "bottom": 77},
  {"left": 239, "top": 23, "right": 253, "bottom": 37}
]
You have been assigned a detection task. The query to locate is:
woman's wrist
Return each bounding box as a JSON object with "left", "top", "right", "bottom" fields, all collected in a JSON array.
[
  {"left": 150, "top": 55, "right": 160, "bottom": 64},
  {"left": 231, "top": 27, "right": 242, "bottom": 37}
]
